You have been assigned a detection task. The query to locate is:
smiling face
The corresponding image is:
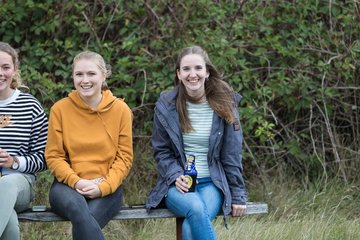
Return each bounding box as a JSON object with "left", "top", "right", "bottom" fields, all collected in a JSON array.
[
  {"left": 73, "top": 59, "right": 105, "bottom": 107},
  {"left": 0, "top": 51, "right": 16, "bottom": 100},
  {"left": 177, "top": 54, "right": 209, "bottom": 99}
]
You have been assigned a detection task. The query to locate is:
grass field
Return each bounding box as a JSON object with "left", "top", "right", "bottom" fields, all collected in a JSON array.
[{"left": 20, "top": 175, "right": 360, "bottom": 240}]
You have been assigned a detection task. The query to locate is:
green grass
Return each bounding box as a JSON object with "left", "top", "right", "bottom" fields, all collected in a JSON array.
[{"left": 20, "top": 176, "right": 360, "bottom": 240}]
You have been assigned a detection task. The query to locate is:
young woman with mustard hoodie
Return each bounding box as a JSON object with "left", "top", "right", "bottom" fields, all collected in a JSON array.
[{"left": 45, "top": 51, "right": 133, "bottom": 240}]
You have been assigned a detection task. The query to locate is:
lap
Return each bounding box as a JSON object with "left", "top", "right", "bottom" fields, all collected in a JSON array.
[
  {"left": 165, "top": 178, "right": 223, "bottom": 218},
  {"left": 49, "top": 179, "right": 123, "bottom": 222},
  {"left": 0, "top": 173, "right": 33, "bottom": 212}
]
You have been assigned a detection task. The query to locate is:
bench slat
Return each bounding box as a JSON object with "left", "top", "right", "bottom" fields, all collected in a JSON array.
[{"left": 18, "top": 202, "right": 268, "bottom": 222}]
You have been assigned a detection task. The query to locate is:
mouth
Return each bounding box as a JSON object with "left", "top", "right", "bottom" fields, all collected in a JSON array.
[
  {"left": 81, "top": 85, "right": 93, "bottom": 89},
  {"left": 186, "top": 78, "right": 199, "bottom": 83}
]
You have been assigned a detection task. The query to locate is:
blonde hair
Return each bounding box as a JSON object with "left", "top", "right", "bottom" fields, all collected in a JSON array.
[
  {"left": 0, "top": 42, "right": 25, "bottom": 89},
  {"left": 72, "top": 51, "right": 111, "bottom": 90}
]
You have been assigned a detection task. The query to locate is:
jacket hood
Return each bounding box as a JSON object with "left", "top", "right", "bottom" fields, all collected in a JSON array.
[{"left": 68, "top": 90, "right": 118, "bottom": 113}]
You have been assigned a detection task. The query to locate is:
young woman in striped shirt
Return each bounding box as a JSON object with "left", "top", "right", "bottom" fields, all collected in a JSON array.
[
  {"left": 147, "top": 46, "right": 247, "bottom": 240},
  {"left": 0, "top": 42, "right": 48, "bottom": 240}
]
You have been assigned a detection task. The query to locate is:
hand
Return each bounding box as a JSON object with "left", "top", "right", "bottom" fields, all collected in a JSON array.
[
  {"left": 75, "top": 179, "right": 101, "bottom": 199},
  {"left": 175, "top": 175, "right": 190, "bottom": 193},
  {"left": 0, "top": 148, "right": 15, "bottom": 168},
  {"left": 231, "top": 204, "right": 247, "bottom": 217}
]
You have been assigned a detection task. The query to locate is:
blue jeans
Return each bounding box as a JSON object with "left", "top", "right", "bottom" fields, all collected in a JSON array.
[
  {"left": 165, "top": 177, "right": 223, "bottom": 240},
  {"left": 49, "top": 179, "right": 123, "bottom": 240}
]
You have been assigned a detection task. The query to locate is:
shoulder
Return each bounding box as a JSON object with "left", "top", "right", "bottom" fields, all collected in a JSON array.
[
  {"left": 157, "top": 88, "right": 177, "bottom": 105},
  {"left": 50, "top": 97, "right": 71, "bottom": 112},
  {"left": 113, "top": 98, "right": 132, "bottom": 113},
  {"left": 234, "top": 92, "right": 242, "bottom": 105},
  {"left": 17, "top": 92, "right": 45, "bottom": 112}
]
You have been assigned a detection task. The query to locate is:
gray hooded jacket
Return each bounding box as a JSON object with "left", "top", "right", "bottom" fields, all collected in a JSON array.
[{"left": 146, "top": 88, "right": 247, "bottom": 216}]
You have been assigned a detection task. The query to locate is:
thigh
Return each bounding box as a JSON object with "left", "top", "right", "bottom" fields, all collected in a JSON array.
[
  {"left": 87, "top": 186, "right": 123, "bottom": 228},
  {"left": 165, "top": 185, "right": 206, "bottom": 217},
  {"left": 0, "top": 174, "right": 33, "bottom": 212},
  {"left": 197, "top": 179, "right": 224, "bottom": 220},
  {"left": 49, "top": 180, "right": 89, "bottom": 219}
]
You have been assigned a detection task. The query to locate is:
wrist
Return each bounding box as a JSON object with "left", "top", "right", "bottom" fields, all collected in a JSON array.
[{"left": 11, "top": 156, "right": 20, "bottom": 170}]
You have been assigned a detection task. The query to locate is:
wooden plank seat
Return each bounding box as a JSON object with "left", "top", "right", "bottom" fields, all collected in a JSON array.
[{"left": 19, "top": 202, "right": 268, "bottom": 239}]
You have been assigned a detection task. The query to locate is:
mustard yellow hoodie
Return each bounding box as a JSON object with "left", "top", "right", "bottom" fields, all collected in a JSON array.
[{"left": 45, "top": 90, "right": 133, "bottom": 197}]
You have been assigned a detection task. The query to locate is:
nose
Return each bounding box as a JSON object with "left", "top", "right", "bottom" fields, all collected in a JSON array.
[
  {"left": 189, "top": 69, "right": 196, "bottom": 77},
  {"left": 81, "top": 75, "right": 90, "bottom": 82}
]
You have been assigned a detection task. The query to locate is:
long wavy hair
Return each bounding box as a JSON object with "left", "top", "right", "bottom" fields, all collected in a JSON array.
[
  {"left": 72, "top": 51, "right": 111, "bottom": 90},
  {"left": 174, "top": 46, "right": 236, "bottom": 132},
  {"left": 0, "top": 42, "right": 25, "bottom": 89}
]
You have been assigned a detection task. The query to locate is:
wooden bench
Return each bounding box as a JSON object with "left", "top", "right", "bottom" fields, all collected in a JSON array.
[{"left": 18, "top": 202, "right": 268, "bottom": 239}]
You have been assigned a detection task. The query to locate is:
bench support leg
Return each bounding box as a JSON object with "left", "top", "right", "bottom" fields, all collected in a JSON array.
[{"left": 176, "top": 217, "right": 184, "bottom": 240}]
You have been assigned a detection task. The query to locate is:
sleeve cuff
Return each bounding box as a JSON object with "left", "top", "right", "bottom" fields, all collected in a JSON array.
[{"left": 17, "top": 156, "right": 27, "bottom": 172}]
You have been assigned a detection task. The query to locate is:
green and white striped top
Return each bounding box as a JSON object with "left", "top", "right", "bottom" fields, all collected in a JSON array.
[{"left": 183, "top": 101, "right": 213, "bottom": 178}]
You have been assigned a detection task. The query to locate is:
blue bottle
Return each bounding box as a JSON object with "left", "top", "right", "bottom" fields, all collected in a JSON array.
[{"left": 184, "top": 154, "right": 197, "bottom": 192}]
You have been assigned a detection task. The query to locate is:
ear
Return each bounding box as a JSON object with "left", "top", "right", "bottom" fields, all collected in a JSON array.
[
  {"left": 12, "top": 68, "right": 19, "bottom": 78},
  {"left": 176, "top": 69, "right": 181, "bottom": 80},
  {"left": 206, "top": 71, "right": 210, "bottom": 78}
]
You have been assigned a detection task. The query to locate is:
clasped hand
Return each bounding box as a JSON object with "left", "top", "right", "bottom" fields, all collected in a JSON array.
[
  {"left": 175, "top": 175, "right": 191, "bottom": 193},
  {"left": 0, "top": 148, "right": 14, "bottom": 168},
  {"left": 75, "top": 179, "right": 102, "bottom": 199}
]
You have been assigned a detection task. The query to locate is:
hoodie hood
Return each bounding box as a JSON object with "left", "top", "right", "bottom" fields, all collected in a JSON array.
[{"left": 68, "top": 90, "right": 117, "bottom": 113}]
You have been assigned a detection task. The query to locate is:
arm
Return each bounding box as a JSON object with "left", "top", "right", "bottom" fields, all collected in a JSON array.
[
  {"left": 45, "top": 106, "right": 81, "bottom": 187},
  {"left": 7, "top": 103, "right": 48, "bottom": 173},
  {"left": 151, "top": 110, "right": 183, "bottom": 186},
  {"left": 97, "top": 104, "right": 133, "bottom": 197},
  {"left": 221, "top": 114, "right": 247, "bottom": 206}
]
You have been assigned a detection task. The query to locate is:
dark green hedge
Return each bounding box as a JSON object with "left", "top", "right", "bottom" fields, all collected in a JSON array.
[{"left": 1, "top": 0, "right": 359, "bottom": 182}]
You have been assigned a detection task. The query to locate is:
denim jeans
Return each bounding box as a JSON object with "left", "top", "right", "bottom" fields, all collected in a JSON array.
[
  {"left": 0, "top": 173, "right": 34, "bottom": 240},
  {"left": 49, "top": 179, "right": 123, "bottom": 240},
  {"left": 165, "top": 177, "right": 223, "bottom": 240}
]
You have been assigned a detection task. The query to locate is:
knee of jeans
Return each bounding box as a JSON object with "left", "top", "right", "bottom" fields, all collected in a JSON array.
[
  {"left": 50, "top": 189, "right": 85, "bottom": 215},
  {"left": 186, "top": 201, "right": 208, "bottom": 217},
  {"left": 0, "top": 178, "right": 19, "bottom": 203},
  {"left": 0, "top": 175, "right": 18, "bottom": 190}
]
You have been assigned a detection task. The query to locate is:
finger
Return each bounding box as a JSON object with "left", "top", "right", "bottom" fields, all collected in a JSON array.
[
  {"left": 175, "top": 183, "right": 185, "bottom": 193},
  {"left": 76, "top": 189, "right": 85, "bottom": 195},
  {"left": 233, "top": 208, "right": 246, "bottom": 217}
]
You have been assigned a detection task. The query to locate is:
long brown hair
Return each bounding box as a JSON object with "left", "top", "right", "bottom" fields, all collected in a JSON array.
[
  {"left": 174, "top": 46, "right": 236, "bottom": 132},
  {"left": 0, "top": 42, "right": 25, "bottom": 89}
]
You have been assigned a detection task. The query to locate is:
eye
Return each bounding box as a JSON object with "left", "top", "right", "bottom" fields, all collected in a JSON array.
[
  {"left": 195, "top": 65, "right": 203, "bottom": 70},
  {"left": 88, "top": 72, "right": 96, "bottom": 76},
  {"left": 1, "top": 65, "right": 11, "bottom": 71},
  {"left": 182, "top": 66, "right": 190, "bottom": 71},
  {"left": 75, "top": 72, "right": 83, "bottom": 76}
]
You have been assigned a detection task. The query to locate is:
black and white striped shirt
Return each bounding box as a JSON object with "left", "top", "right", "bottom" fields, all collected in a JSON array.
[{"left": 0, "top": 89, "right": 48, "bottom": 176}]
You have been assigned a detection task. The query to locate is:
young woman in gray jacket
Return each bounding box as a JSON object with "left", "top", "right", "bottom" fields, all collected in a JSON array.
[{"left": 146, "top": 45, "right": 247, "bottom": 240}]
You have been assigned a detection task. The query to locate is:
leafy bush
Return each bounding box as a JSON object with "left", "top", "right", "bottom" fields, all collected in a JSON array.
[{"left": 1, "top": 0, "right": 359, "bottom": 183}]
